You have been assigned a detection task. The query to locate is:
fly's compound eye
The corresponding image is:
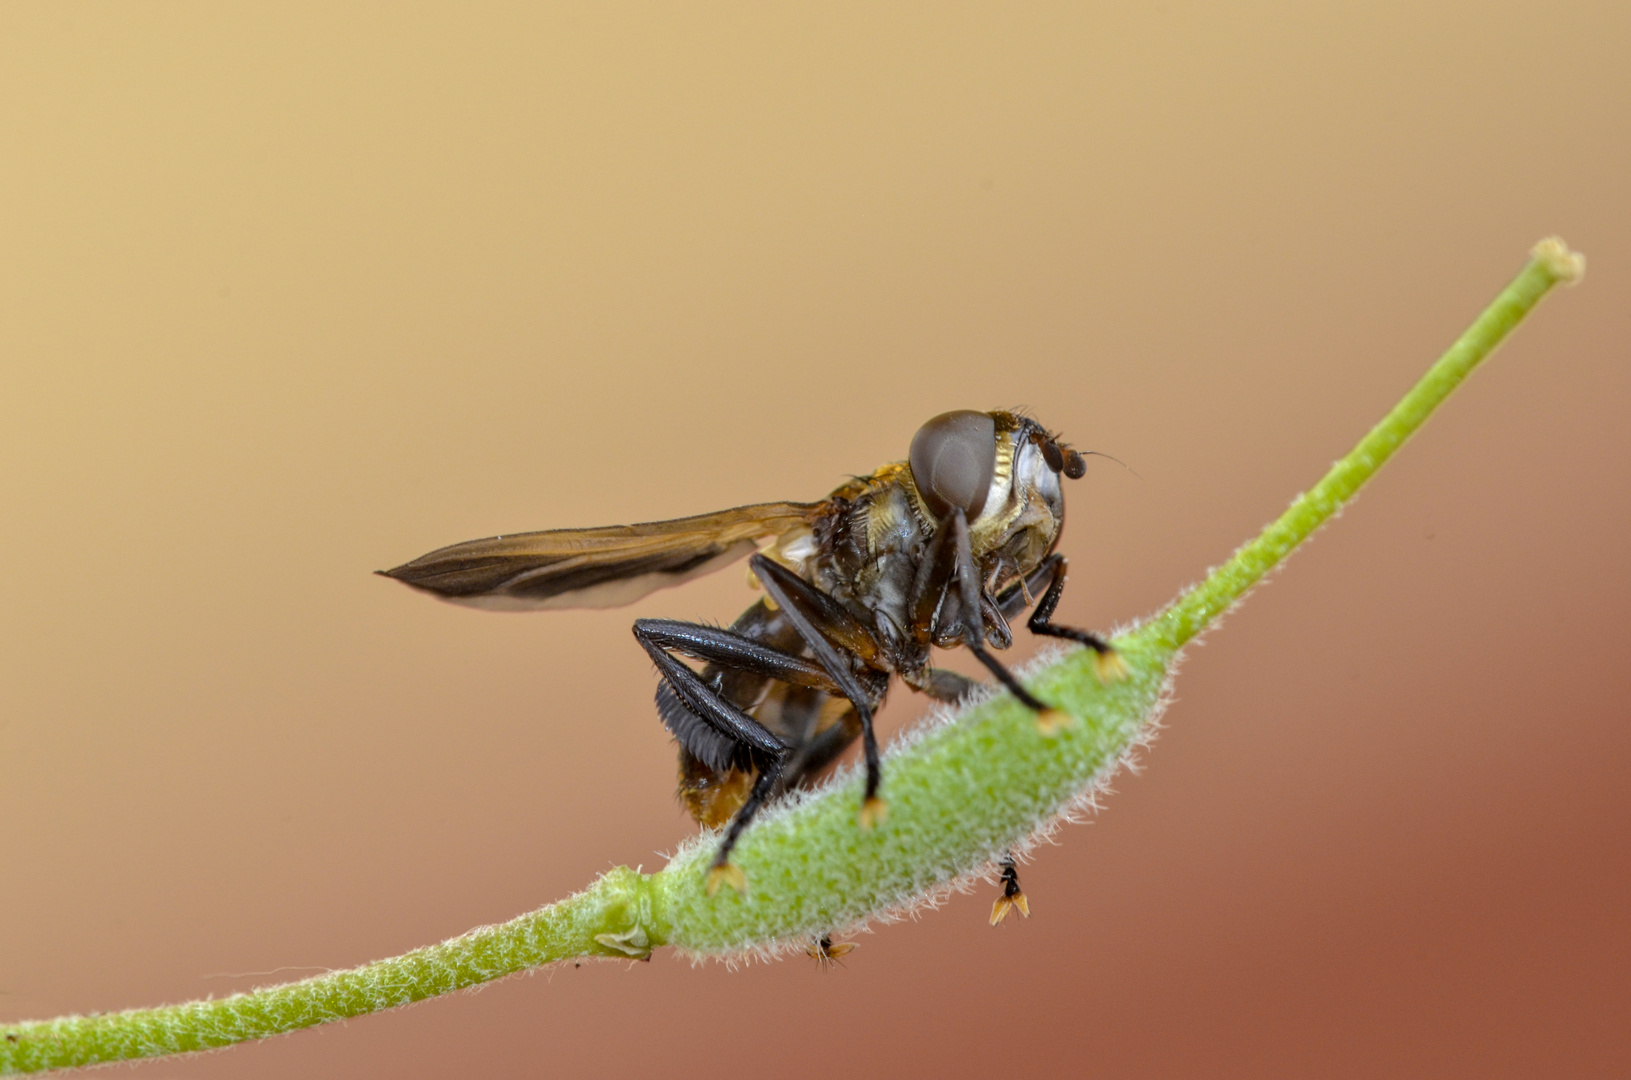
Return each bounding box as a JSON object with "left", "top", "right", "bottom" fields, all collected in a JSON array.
[
  {"left": 1062, "top": 448, "right": 1087, "bottom": 479},
  {"left": 1040, "top": 439, "right": 1065, "bottom": 473},
  {"left": 909, "top": 410, "right": 998, "bottom": 521}
]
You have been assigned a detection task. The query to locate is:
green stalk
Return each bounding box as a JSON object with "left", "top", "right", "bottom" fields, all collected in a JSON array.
[
  {"left": 1147, "top": 237, "right": 1585, "bottom": 652},
  {"left": 1, "top": 239, "right": 1583, "bottom": 1074}
]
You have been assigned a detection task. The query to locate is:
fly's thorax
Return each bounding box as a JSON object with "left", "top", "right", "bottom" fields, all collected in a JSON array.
[
  {"left": 778, "top": 469, "right": 933, "bottom": 676},
  {"left": 858, "top": 487, "right": 932, "bottom": 651},
  {"left": 863, "top": 478, "right": 931, "bottom": 556}
]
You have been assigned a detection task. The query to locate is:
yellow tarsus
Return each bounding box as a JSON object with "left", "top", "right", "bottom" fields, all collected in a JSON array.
[
  {"left": 1094, "top": 647, "right": 1130, "bottom": 683},
  {"left": 1035, "top": 708, "right": 1074, "bottom": 736},
  {"left": 705, "top": 863, "right": 747, "bottom": 897},
  {"left": 857, "top": 796, "right": 889, "bottom": 830}
]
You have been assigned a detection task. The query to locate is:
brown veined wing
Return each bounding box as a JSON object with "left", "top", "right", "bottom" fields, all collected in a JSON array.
[{"left": 378, "top": 502, "right": 820, "bottom": 611}]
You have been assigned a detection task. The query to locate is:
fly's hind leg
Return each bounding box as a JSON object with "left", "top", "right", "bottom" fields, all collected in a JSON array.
[
  {"left": 1022, "top": 555, "right": 1126, "bottom": 682},
  {"left": 989, "top": 853, "right": 1030, "bottom": 926},
  {"left": 633, "top": 619, "right": 815, "bottom": 894},
  {"left": 635, "top": 619, "right": 843, "bottom": 694},
  {"left": 705, "top": 762, "right": 787, "bottom": 895}
]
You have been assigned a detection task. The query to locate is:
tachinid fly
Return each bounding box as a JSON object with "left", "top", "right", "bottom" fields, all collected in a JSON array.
[{"left": 381, "top": 410, "right": 1120, "bottom": 917}]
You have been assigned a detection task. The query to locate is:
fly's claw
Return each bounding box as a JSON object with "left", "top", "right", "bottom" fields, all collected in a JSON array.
[
  {"left": 705, "top": 861, "right": 747, "bottom": 897},
  {"left": 990, "top": 857, "right": 1030, "bottom": 926},
  {"left": 1093, "top": 645, "right": 1129, "bottom": 683},
  {"left": 806, "top": 935, "right": 857, "bottom": 967},
  {"left": 857, "top": 795, "right": 889, "bottom": 830},
  {"left": 1035, "top": 707, "right": 1075, "bottom": 736}
]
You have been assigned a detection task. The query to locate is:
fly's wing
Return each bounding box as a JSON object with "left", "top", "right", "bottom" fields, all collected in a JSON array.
[{"left": 378, "top": 502, "right": 819, "bottom": 611}]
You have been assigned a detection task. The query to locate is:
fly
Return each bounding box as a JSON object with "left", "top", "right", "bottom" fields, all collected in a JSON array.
[{"left": 381, "top": 410, "right": 1121, "bottom": 918}]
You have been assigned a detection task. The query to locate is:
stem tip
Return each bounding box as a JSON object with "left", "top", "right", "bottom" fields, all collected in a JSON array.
[{"left": 1532, "top": 236, "right": 1585, "bottom": 284}]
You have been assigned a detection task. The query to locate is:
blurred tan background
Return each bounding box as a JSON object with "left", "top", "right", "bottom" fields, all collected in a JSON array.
[{"left": 2, "top": 4, "right": 1627, "bottom": 1077}]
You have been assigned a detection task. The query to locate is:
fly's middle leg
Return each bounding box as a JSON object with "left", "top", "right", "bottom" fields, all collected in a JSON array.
[
  {"left": 947, "top": 510, "right": 1063, "bottom": 727},
  {"left": 748, "top": 554, "right": 890, "bottom": 830}
]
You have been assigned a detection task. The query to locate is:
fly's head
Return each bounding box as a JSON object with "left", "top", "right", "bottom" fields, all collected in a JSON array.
[{"left": 907, "top": 409, "right": 1087, "bottom": 569}]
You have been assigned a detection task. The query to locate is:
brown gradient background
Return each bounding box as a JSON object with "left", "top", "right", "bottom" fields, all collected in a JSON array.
[{"left": 2, "top": 5, "right": 1627, "bottom": 1078}]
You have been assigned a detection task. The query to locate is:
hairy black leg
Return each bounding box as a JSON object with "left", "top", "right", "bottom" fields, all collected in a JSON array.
[
  {"left": 749, "top": 555, "right": 887, "bottom": 824},
  {"left": 990, "top": 853, "right": 1030, "bottom": 925},
  {"left": 633, "top": 621, "right": 805, "bottom": 893},
  {"left": 750, "top": 557, "right": 881, "bottom": 664},
  {"left": 633, "top": 622, "right": 789, "bottom": 766},
  {"left": 948, "top": 510, "right": 1051, "bottom": 713},
  {"left": 634, "top": 619, "right": 840, "bottom": 693}
]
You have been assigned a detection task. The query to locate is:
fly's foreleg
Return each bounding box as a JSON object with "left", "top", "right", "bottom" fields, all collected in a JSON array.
[
  {"left": 1023, "top": 555, "right": 1126, "bottom": 681},
  {"left": 947, "top": 510, "right": 1053, "bottom": 715}
]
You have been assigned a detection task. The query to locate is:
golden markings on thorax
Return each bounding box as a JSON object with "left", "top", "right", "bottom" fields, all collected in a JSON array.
[{"left": 864, "top": 486, "right": 909, "bottom": 554}]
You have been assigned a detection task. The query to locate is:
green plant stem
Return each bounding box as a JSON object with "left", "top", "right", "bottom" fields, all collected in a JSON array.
[
  {"left": 1145, "top": 237, "right": 1584, "bottom": 652},
  {"left": 1, "top": 868, "right": 667, "bottom": 1074},
  {"left": 0, "top": 239, "right": 1582, "bottom": 1075}
]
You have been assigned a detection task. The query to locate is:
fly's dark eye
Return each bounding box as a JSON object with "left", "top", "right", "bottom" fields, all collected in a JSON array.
[
  {"left": 909, "top": 410, "right": 998, "bottom": 521},
  {"left": 1040, "top": 439, "right": 1064, "bottom": 473},
  {"left": 1062, "top": 449, "right": 1087, "bottom": 479}
]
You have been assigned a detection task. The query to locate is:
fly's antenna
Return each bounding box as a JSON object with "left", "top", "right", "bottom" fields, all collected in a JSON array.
[{"left": 1077, "top": 449, "right": 1142, "bottom": 480}]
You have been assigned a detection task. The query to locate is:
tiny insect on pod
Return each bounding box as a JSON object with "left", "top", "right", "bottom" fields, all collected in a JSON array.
[
  {"left": 805, "top": 935, "right": 857, "bottom": 966},
  {"left": 383, "top": 407, "right": 1119, "bottom": 922}
]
